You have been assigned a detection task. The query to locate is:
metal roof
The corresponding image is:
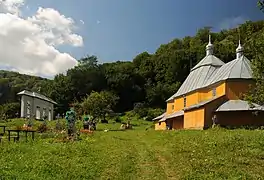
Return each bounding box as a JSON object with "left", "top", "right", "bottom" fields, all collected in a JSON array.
[
  {"left": 167, "top": 55, "right": 224, "bottom": 101},
  {"left": 205, "top": 55, "right": 252, "bottom": 86},
  {"left": 216, "top": 100, "right": 264, "bottom": 112},
  {"left": 166, "top": 110, "right": 184, "bottom": 119},
  {"left": 191, "top": 54, "right": 225, "bottom": 71},
  {"left": 17, "top": 90, "right": 57, "bottom": 104},
  {"left": 153, "top": 110, "right": 184, "bottom": 122}
]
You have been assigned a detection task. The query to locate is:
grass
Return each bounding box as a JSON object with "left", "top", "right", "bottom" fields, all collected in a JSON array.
[{"left": 1, "top": 119, "right": 264, "bottom": 179}]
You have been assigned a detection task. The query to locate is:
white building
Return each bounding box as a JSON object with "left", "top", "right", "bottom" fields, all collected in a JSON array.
[{"left": 17, "top": 90, "right": 57, "bottom": 121}]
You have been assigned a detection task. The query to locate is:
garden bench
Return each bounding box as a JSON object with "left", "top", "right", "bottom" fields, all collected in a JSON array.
[{"left": 7, "top": 129, "right": 36, "bottom": 142}]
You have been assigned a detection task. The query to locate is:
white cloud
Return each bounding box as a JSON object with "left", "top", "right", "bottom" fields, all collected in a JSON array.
[
  {"left": 80, "top": 19, "right": 84, "bottom": 24},
  {"left": 0, "top": 0, "right": 83, "bottom": 77},
  {"left": 96, "top": 20, "right": 100, "bottom": 24},
  {"left": 218, "top": 16, "right": 248, "bottom": 30},
  {"left": 0, "top": 0, "right": 24, "bottom": 15}
]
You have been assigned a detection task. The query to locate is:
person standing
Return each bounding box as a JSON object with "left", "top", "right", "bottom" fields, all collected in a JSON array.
[
  {"left": 65, "top": 108, "right": 76, "bottom": 138},
  {"left": 212, "top": 114, "right": 218, "bottom": 128}
]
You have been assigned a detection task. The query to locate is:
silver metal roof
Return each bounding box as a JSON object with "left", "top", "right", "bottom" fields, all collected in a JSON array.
[
  {"left": 166, "top": 110, "right": 184, "bottom": 119},
  {"left": 154, "top": 110, "right": 183, "bottom": 122},
  {"left": 158, "top": 116, "right": 167, "bottom": 122},
  {"left": 17, "top": 90, "right": 57, "bottom": 104},
  {"left": 205, "top": 55, "right": 252, "bottom": 86},
  {"left": 167, "top": 55, "right": 224, "bottom": 101},
  {"left": 191, "top": 54, "right": 225, "bottom": 71},
  {"left": 216, "top": 100, "right": 264, "bottom": 112}
]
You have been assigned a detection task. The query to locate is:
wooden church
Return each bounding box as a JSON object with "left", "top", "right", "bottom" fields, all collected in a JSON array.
[{"left": 153, "top": 35, "right": 264, "bottom": 130}]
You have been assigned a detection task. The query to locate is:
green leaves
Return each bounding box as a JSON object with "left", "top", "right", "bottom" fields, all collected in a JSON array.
[{"left": 82, "top": 91, "right": 119, "bottom": 119}]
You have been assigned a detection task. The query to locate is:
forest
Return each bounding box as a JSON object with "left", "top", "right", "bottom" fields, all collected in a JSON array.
[{"left": 1, "top": 19, "right": 264, "bottom": 119}]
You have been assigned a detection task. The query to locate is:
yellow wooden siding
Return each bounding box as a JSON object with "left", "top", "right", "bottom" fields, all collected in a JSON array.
[
  {"left": 166, "top": 100, "right": 174, "bottom": 114},
  {"left": 184, "top": 108, "right": 204, "bottom": 129},
  {"left": 186, "top": 92, "right": 199, "bottom": 107},
  {"left": 199, "top": 88, "right": 211, "bottom": 102},
  {"left": 154, "top": 121, "right": 167, "bottom": 130},
  {"left": 198, "top": 82, "right": 226, "bottom": 102},
  {"left": 174, "top": 97, "right": 184, "bottom": 111},
  {"left": 225, "top": 80, "right": 254, "bottom": 100},
  {"left": 216, "top": 83, "right": 226, "bottom": 97}
]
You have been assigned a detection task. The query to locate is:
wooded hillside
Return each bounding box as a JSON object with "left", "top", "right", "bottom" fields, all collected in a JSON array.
[{"left": 1, "top": 20, "right": 264, "bottom": 115}]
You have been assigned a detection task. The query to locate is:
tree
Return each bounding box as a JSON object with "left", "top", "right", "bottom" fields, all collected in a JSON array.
[
  {"left": 244, "top": 1, "right": 264, "bottom": 106},
  {"left": 244, "top": 29, "right": 264, "bottom": 105},
  {"left": 258, "top": 0, "right": 264, "bottom": 12},
  {"left": 82, "top": 91, "right": 119, "bottom": 121}
]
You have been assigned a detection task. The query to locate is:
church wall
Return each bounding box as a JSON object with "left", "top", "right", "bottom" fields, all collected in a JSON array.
[
  {"left": 184, "top": 108, "right": 204, "bottom": 129},
  {"left": 20, "top": 95, "right": 54, "bottom": 120},
  {"left": 204, "top": 96, "right": 228, "bottom": 128},
  {"left": 33, "top": 98, "right": 54, "bottom": 120},
  {"left": 171, "top": 116, "right": 184, "bottom": 130},
  {"left": 154, "top": 121, "right": 167, "bottom": 130},
  {"left": 21, "top": 95, "right": 34, "bottom": 118},
  {"left": 174, "top": 97, "right": 184, "bottom": 112},
  {"left": 171, "top": 93, "right": 199, "bottom": 113},
  {"left": 225, "top": 80, "right": 254, "bottom": 100},
  {"left": 166, "top": 100, "right": 174, "bottom": 114},
  {"left": 186, "top": 92, "right": 199, "bottom": 107},
  {"left": 216, "top": 111, "right": 264, "bottom": 126},
  {"left": 198, "top": 82, "right": 226, "bottom": 103}
]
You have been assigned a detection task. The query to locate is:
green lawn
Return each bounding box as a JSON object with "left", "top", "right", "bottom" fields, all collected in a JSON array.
[{"left": 1, "top": 119, "right": 264, "bottom": 179}]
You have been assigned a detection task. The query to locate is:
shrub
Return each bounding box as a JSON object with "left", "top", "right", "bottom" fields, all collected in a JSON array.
[
  {"left": 114, "top": 116, "right": 122, "bottom": 123},
  {"left": 146, "top": 108, "right": 164, "bottom": 121},
  {"left": 37, "top": 124, "right": 48, "bottom": 133},
  {"left": 101, "top": 119, "right": 108, "bottom": 123}
]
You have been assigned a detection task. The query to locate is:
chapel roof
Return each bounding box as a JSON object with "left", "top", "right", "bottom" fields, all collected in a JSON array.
[{"left": 17, "top": 90, "right": 57, "bottom": 104}]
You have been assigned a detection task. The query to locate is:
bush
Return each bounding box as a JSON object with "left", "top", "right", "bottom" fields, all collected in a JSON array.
[
  {"left": 146, "top": 108, "right": 164, "bottom": 121},
  {"left": 133, "top": 103, "right": 148, "bottom": 118},
  {"left": 0, "top": 102, "right": 20, "bottom": 119},
  {"left": 101, "top": 119, "right": 108, "bottom": 123},
  {"left": 113, "top": 116, "right": 122, "bottom": 123},
  {"left": 37, "top": 124, "right": 48, "bottom": 133}
]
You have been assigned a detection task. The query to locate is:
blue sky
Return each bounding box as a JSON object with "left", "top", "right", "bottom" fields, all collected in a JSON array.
[{"left": 23, "top": 0, "right": 263, "bottom": 63}]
